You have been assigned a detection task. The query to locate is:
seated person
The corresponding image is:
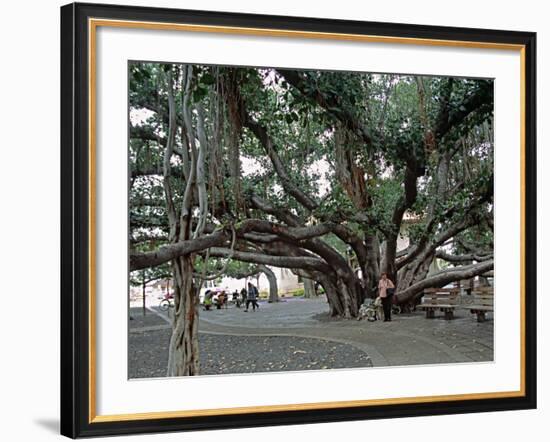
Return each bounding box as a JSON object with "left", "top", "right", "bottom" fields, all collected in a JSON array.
[
  {"left": 216, "top": 291, "right": 226, "bottom": 309},
  {"left": 203, "top": 290, "right": 213, "bottom": 310}
]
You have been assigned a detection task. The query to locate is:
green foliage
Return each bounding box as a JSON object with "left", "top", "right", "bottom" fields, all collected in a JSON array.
[
  {"left": 286, "top": 287, "right": 305, "bottom": 297},
  {"left": 129, "top": 61, "right": 494, "bottom": 280},
  {"left": 366, "top": 178, "right": 404, "bottom": 234}
]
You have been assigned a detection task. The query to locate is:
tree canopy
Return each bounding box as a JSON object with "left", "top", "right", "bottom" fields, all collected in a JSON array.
[{"left": 129, "top": 62, "right": 494, "bottom": 323}]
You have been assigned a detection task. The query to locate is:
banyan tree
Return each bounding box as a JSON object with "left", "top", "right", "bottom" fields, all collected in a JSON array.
[{"left": 129, "top": 63, "right": 494, "bottom": 375}]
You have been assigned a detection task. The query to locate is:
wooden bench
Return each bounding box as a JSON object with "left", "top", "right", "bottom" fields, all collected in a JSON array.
[
  {"left": 418, "top": 288, "right": 460, "bottom": 320},
  {"left": 468, "top": 287, "right": 494, "bottom": 322}
]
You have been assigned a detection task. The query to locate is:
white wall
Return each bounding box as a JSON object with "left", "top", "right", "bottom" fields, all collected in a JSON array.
[{"left": 0, "top": 0, "right": 546, "bottom": 441}]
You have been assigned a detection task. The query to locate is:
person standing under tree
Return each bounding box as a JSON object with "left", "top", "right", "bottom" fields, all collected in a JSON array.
[
  {"left": 378, "top": 272, "right": 395, "bottom": 322},
  {"left": 244, "top": 282, "right": 259, "bottom": 312}
]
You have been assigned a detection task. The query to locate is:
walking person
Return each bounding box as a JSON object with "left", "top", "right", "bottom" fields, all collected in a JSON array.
[
  {"left": 232, "top": 289, "right": 241, "bottom": 308},
  {"left": 378, "top": 272, "right": 395, "bottom": 322},
  {"left": 244, "top": 282, "right": 260, "bottom": 312}
]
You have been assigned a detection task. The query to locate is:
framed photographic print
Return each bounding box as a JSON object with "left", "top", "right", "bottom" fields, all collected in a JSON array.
[{"left": 60, "top": 2, "right": 537, "bottom": 438}]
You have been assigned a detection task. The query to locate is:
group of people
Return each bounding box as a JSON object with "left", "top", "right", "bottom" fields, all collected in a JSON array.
[
  {"left": 203, "top": 282, "right": 260, "bottom": 312},
  {"left": 204, "top": 276, "right": 396, "bottom": 321},
  {"left": 202, "top": 289, "right": 225, "bottom": 310}
]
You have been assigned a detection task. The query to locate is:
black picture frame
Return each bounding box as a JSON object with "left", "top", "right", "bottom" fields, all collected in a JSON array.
[{"left": 61, "top": 2, "right": 537, "bottom": 438}]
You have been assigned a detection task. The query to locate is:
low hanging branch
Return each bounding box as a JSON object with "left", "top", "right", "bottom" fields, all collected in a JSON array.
[
  {"left": 435, "top": 250, "right": 493, "bottom": 263},
  {"left": 396, "top": 189, "right": 492, "bottom": 271},
  {"left": 207, "top": 247, "right": 332, "bottom": 274},
  {"left": 395, "top": 259, "right": 494, "bottom": 303},
  {"left": 130, "top": 230, "right": 229, "bottom": 271},
  {"left": 129, "top": 218, "right": 342, "bottom": 271}
]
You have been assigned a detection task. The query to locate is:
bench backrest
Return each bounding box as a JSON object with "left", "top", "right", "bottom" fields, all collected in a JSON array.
[
  {"left": 473, "top": 286, "right": 493, "bottom": 293},
  {"left": 471, "top": 288, "right": 494, "bottom": 307},
  {"left": 422, "top": 288, "right": 460, "bottom": 305}
]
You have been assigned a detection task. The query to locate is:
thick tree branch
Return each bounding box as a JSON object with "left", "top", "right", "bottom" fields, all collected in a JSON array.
[
  {"left": 207, "top": 247, "right": 331, "bottom": 273},
  {"left": 397, "top": 215, "right": 474, "bottom": 271},
  {"left": 130, "top": 125, "right": 166, "bottom": 145},
  {"left": 276, "top": 69, "right": 374, "bottom": 146},
  {"left": 130, "top": 230, "right": 229, "bottom": 271},
  {"left": 435, "top": 250, "right": 493, "bottom": 263},
  {"left": 130, "top": 218, "right": 337, "bottom": 271},
  {"left": 131, "top": 164, "right": 183, "bottom": 179},
  {"left": 130, "top": 234, "right": 169, "bottom": 245},
  {"left": 248, "top": 193, "right": 303, "bottom": 226},
  {"left": 435, "top": 81, "right": 493, "bottom": 141},
  {"left": 395, "top": 259, "right": 494, "bottom": 302},
  {"left": 249, "top": 193, "right": 369, "bottom": 269},
  {"left": 242, "top": 219, "right": 334, "bottom": 242},
  {"left": 243, "top": 115, "right": 318, "bottom": 211},
  {"left": 397, "top": 171, "right": 493, "bottom": 271}
]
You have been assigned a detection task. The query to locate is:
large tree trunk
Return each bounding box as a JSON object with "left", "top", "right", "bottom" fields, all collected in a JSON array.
[
  {"left": 303, "top": 278, "right": 316, "bottom": 298},
  {"left": 167, "top": 255, "right": 199, "bottom": 376},
  {"left": 381, "top": 235, "right": 399, "bottom": 284},
  {"left": 317, "top": 275, "right": 361, "bottom": 319},
  {"left": 259, "top": 265, "right": 279, "bottom": 303},
  {"left": 364, "top": 233, "right": 380, "bottom": 299},
  {"left": 317, "top": 277, "right": 343, "bottom": 317},
  {"left": 293, "top": 269, "right": 362, "bottom": 319},
  {"left": 337, "top": 278, "right": 362, "bottom": 318},
  {"left": 142, "top": 279, "right": 146, "bottom": 316},
  {"left": 165, "top": 66, "right": 203, "bottom": 377}
]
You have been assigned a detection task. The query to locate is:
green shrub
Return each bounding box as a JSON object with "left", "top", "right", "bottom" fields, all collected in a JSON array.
[
  {"left": 281, "top": 287, "right": 326, "bottom": 297},
  {"left": 289, "top": 288, "right": 305, "bottom": 297}
]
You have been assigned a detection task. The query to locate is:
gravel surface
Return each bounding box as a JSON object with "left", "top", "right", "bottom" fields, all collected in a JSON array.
[
  {"left": 129, "top": 328, "right": 372, "bottom": 379},
  {"left": 129, "top": 308, "right": 168, "bottom": 328}
]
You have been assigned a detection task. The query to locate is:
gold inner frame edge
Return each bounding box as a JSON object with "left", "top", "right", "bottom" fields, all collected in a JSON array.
[{"left": 87, "top": 17, "right": 527, "bottom": 424}]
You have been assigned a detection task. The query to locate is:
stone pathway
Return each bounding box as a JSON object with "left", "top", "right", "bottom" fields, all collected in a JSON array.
[{"left": 129, "top": 296, "right": 493, "bottom": 377}]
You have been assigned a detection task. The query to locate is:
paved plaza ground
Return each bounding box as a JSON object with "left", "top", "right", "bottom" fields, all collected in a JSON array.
[{"left": 128, "top": 296, "right": 493, "bottom": 378}]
